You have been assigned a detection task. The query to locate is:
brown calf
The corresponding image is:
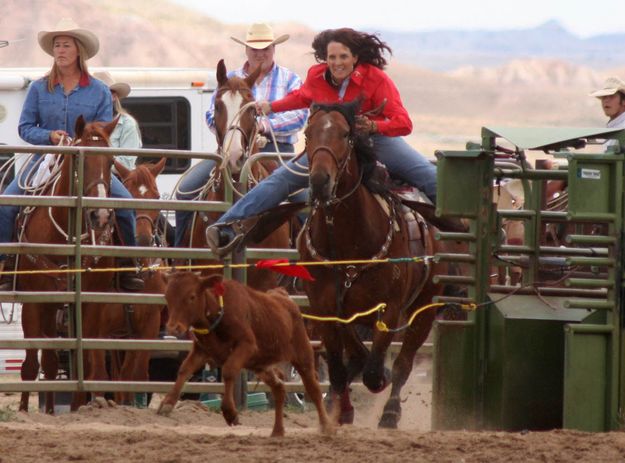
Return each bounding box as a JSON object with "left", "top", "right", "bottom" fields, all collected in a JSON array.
[{"left": 156, "top": 272, "right": 333, "bottom": 437}]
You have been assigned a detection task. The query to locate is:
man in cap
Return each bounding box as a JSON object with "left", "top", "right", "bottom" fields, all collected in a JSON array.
[
  {"left": 590, "top": 77, "right": 625, "bottom": 150},
  {"left": 174, "top": 23, "right": 307, "bottom": 248}
]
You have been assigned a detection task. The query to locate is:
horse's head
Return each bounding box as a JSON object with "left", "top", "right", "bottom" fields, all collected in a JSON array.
[
  {"left": 214, "top": 59, "right": 260, "bottom": 173},
  {"left": 305, "top": 100, "right": 363, "bottom": 203},
  {"left": 114, "top": 157, "right": 166, "bottom": 247},
  {"left": 74, "top": 115, "right": 118, "bottom": 231}
]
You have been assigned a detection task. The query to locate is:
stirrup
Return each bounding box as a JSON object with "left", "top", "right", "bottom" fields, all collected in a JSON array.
[{"left": 205, "top": 223, "right": 245, "bottom": 258}]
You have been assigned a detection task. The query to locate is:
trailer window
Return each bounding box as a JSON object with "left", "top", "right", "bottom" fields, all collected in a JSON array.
[{"left": 123, "top": 97, "right": 191, "bottom": 173}]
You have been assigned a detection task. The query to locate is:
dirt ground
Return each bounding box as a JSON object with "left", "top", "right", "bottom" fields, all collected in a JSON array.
[{"left": 1, "top": 361, "right": 625, "bottom": 463}]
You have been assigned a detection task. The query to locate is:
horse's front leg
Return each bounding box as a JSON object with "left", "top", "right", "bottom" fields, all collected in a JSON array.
[
  {"left": 157, "top": 345, "right": 208, "bottom": 416},
  {"left": 19, "top": 348, "right": 39, "bottom": 412},
  {"left": 322, "top": 323, "right": 353, "bottom": 424},
  {"left": 378, "top": 308, "right": 435, "bottom": 429},
  {"left": 362, "top": 317, "right": 395, "bottom": 394}
]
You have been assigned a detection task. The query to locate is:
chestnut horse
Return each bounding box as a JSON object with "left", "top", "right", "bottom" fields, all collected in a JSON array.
[
  {"left": 17, "top": 116, "right": 118, "bottom": 413},
  {"left": 180, "top": 59, "right": 290, "bottom": 291},
  {"left": 298, "top": 101, "right": 449, "bottom": 428},
  {"left": 78, "top": 159, "right": 167, "bottom": 406}
]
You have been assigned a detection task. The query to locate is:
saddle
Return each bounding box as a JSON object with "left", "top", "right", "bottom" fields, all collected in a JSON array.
[{"left": 366, "top": 163, "right": 468, "bottom": 233}]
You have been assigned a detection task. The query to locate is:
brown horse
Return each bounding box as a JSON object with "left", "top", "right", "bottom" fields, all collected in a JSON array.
[
  {"left": 297, "top": 101, "right": 449, "bottom": 428},
  {"left": 78, "top": 159, "right": 167, "bottom": 406},
  {"left": 181, "top": 59, "right": 290, "bottom": 291},
  {"left": 17, "top": 116, "right": 118, "bottom": 413}
]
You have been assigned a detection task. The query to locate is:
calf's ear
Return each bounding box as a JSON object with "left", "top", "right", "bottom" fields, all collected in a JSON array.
[{"left": 200, "top": 274, "right": 223, "bottom": 291}]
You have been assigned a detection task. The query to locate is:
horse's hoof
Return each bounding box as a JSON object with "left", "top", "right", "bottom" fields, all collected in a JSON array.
[
  {"left": 339, "top": 406, "right": 354, "bottom": 425},
  {"left": 157, "top": 403, "right": 173, "bottom": 416},
  {"left": 378, "top": 413, "right": 400, "bottom": 429},
  {"left": 379, "top": 397, "right": 401, "bottom": 428},
  {"left": 223, "top": 410, "right": 240, "bottom": 426},
  {"left": 364, "top": 367, "right": 391, "bottom": 393},
  {"left": 270, "top": 428, "right": 285, "bottom": 438},
  {"left": 320, "top": 421, "right": 337, "bottom": 436},
  {"left": 92, "top": 396, "right": 108, "bottom": 408},
  {"left": 368, "top": 374, "right": 390, "bottom": 394}
]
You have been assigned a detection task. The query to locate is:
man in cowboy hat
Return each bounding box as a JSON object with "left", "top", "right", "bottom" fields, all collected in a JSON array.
[
  {"left": 207, "top": 22, "right": 307, "bottom": 152},
  {"left": 174, "top": 23, "right": 308, "bottom": 248},
  {"left": 590, "top": 77, "right": 625, "bottom": 149}
]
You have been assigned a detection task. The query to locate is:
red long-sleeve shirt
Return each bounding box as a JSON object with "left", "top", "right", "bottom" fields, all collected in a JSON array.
[{"left": 270, "top": 63, "right": 413, "bottom": 137}]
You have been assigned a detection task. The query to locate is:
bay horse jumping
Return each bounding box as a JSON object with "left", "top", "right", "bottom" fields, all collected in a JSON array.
[
  {"left": 180, "top": 59, "right": 290, "bottom": 291},
  {"left": 17, "top": 116, "right": 118, "bottom": 413},
  {"left": 78, "top": 158, "right": 167, "bottom": 406},
  {"left": 298, "top": 101, "right": 449, "bottom": 428}
]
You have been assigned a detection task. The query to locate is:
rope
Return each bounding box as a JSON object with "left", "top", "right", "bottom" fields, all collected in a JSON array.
[
  {"left": 301, "top": 302, "right": 386, "bottom": 323},
  {"left": 0, "top": 255, "right": 432, "bottom": 276},
  {"left": 375, "top": 302, "right": 477, "bottom": 333}
]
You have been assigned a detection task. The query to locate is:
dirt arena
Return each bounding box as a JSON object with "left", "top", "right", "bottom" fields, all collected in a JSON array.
[{"left": 1, "top": 361, "right": 625, "bottom": 463}]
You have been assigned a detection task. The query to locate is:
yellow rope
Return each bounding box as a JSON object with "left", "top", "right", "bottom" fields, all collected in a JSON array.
[
  {"left": 0, "top": 256, "right": 430, "bottom": 276},
  {"left": 301, "top": 303, "right": 387, "bottom": 323},
  {"left": 376, "top": 302, "right": 477, "bottom": 333}
]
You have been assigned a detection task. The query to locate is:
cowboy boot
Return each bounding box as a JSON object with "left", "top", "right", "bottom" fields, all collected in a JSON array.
[
  {"left": 117, "top": 258, "right": 145, "bottom": 291},
  {"left": 0, "top": 258, "right": 15, "bottom": 291},
  {"left": 205, "top": 224, "right": 244, "bottom": 258}
]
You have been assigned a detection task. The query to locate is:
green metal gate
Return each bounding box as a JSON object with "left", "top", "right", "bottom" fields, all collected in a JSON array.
[{"left": 432, "top": 126, "right": 625, "bottom": 432}]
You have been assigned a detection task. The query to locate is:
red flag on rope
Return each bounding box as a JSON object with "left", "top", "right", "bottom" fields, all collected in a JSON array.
[
  {"left": 255, "top": 259, "right": 315, "bottom": 281},
  {"left": 211, "top": 281, "right": 226, "bottom": 297}
]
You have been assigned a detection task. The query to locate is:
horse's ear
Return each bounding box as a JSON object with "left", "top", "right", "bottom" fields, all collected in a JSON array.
[
  {"left": 217, "top": 59, "right": 228, "bottom": 87},
  {"left": 244, "top": 65, "right": 261, "bottom": 89},
  {"left": 113, "top": 159, "right": 131, "bottom": 180},
  {"left": 103, "top": 115, "right": 120, "bottom": 137},
  {"left": 147, "top": 157, "right": 167, "bottom": 177},
  {"left": 75, "top": 115, "right": 86, "bottom": 139}
]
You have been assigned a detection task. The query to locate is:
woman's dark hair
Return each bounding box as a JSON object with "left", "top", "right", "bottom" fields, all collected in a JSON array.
[{"left": 312, "top": 28, "right": 392, "bottom": 70}]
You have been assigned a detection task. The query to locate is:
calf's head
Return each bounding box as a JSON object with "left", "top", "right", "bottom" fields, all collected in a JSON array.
[{"left": 163, "top": 272, "right": 224, "bottom": 336}]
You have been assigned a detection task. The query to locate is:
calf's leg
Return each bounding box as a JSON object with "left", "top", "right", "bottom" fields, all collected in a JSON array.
[
  {"left": 257, "top": 367, "right": 286, "bottom": 437},
  {"left": 220, "top": 340, "right": 256, "bottom": 426},
  {"left": 292, "top": 359, "right": 334, "bottom": 435},
  {"left": 157, "top": 346, "right": 208, "bottom": 416}
]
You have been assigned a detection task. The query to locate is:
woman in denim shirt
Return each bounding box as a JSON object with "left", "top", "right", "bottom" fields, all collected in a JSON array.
[{"left": 0, "top": 18, "right": 143, "bottom": 291}]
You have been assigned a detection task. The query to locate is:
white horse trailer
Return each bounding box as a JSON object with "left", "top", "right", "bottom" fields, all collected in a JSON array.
[{"left": 0, "top": 67, "right": 219, "bottom": 375}]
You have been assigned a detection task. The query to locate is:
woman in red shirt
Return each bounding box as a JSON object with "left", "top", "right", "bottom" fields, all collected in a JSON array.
[{"left": 206, "top": 28, "right": 437, "bottom": 256}]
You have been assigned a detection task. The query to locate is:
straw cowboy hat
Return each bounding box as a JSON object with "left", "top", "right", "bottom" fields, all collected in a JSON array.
[
  {"left": 230, "top": 23, "right": 289, "bottom": 49},
  {"left": 590, "top": 77, "right": 625, "bottom": 98},
  {"left": 38, "top": 18, "right": 99, "bottom": 60},
  {"left": 93, "top": 71, "right": 131, "bottom": 99}
]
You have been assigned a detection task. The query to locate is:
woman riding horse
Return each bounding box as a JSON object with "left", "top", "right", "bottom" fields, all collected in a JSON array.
[
  {"left": 205, "top": 27, "right": 437, "bottom": 255},
  {"left": 0, "top": 18, "right": 142, "bottom": 291}
]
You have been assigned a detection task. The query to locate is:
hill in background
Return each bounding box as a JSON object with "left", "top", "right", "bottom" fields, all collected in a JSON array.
[{"left": 2, "top": 0, "right": 623, "bottom": 154}]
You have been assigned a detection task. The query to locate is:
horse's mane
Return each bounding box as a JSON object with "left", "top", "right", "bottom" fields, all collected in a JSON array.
[{"left": 311, "top": 101, "right": 382, "bottom": 192}]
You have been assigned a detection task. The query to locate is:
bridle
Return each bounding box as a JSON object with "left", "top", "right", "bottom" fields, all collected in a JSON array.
[{"left": 304, "top": 110, "right": 396, "bottom": 311}]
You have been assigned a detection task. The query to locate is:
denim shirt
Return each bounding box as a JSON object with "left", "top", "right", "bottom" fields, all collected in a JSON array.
[{"left": 18, "top": 75, "right": 113, "bottom": 146}]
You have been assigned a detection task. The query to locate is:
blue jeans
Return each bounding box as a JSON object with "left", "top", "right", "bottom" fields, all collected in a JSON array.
[
  {"left": 174, "top": 142, "right": 301, "bottom": 246},
  {"left": 0, "top": 155, "right": 137, "bottom": 260},
  {"left": 218, "top": 135, "right": 436, "bottom": 224}
]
